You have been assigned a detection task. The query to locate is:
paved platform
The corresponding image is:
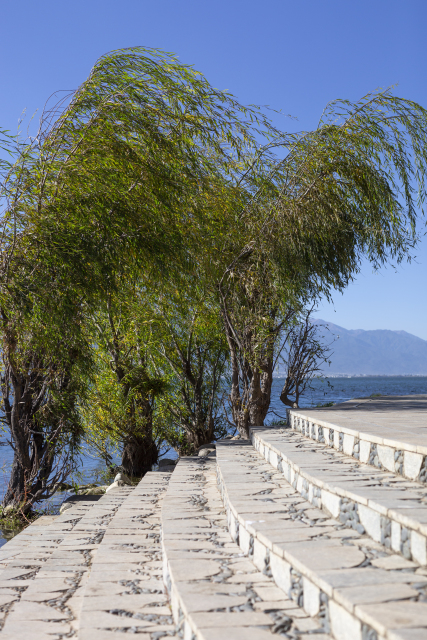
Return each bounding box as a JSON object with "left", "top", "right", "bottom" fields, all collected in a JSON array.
[
  {"left": 79, "top": 472, "right": 174, "bottom": 639},
  {"left": 289, "top": 395, "right": 427, "bottom": 482}
]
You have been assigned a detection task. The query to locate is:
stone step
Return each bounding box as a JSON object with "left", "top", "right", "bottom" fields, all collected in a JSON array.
[
  {"left": 0, "top": 473, "right": 179, "bottom": 639},
  {"left": 0, "top": 486, "right": 133, "bottom": 639},
  {"left": 77, "top": 471, "right": 177, "bottom": 640},
  {"left": 162, "top": 455, "right": 332, "bottom": 640},
  {"left": 288, "top": 395, "right": 427, "bottom": 483},
  {"left": 251, "top": 425, "right": 427, "bottom": 567},
  {"left": 216, "top": 438, "right": 427, "bottom": 640}
]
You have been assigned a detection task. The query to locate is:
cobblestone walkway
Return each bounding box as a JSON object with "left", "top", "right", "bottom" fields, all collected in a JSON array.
[
  {"left": 252, "top": 426, "right": 427, "bottom": 564},
  {"left": 0, "top": 474, "right": 175, "bottom": 640},
  {"left": 288, "top": 396, "right": 427, "bottom": 483}
]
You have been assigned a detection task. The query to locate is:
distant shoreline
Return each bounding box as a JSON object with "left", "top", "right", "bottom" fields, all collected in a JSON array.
[{"left": 273, "top": 373, "right": 427, "bottom": 379}]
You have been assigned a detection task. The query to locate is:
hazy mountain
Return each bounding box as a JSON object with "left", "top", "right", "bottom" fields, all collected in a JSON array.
[{"left": 312, "top": 320, "right": 427, "bottom": 375}]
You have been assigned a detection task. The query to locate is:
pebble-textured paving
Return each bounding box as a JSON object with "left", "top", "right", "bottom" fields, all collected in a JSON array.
[
  {"left": 162, "top": 456, "right": 332, "bottom": 640},
  {"left": 0, "top": 474, "right": 177, "bottom": 640},
  {"left": 4, "top": 398, "right": 427, "bottom": 640}
]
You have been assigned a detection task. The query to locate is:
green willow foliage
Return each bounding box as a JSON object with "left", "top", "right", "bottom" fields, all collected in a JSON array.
[
  {"left": 227, "top": 90, "right": 427, "bottom": 292},
  {"left": 0, "top": 47, "right": 278, "bottom": 508},
  {"left": 1, "top": 45, "right": 427, "bottom": 504},
  {"left": 217, "top": 90, "right": 427, "bottom": 435},
  {"left": 1, "top": 47, "right": 276, "bottom": 307}
]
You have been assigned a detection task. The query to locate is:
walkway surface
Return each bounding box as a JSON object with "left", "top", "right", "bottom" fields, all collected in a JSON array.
[
  {"left": 162, "top": 456, "right": 331, "bottom": 640},
  {"left": 294, "top": 395, "right": 427, "bottom": 452},
  {"left": 0, "top": 474, "right": 175, "bottom": 640},
  {"left": 1, "top": 395, "right": 427, "bottom": 640}
]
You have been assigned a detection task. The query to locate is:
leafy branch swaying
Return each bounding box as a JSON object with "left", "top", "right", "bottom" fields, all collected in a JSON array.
[{"left": 1, "top": 46, "right": 427, "bottom": 509}]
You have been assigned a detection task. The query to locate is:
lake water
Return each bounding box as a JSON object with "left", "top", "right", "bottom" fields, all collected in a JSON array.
[
  {"left": 1, "top": 375, "right": 426, "bottom": 546},
  {"left": 268, "top": 375, "right": 427, "bottom": 420}
]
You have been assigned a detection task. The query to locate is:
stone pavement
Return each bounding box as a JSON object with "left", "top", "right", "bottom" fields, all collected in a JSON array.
[
  {"left": 217, "top": 438, "right": 427, "bottom": 640},
  {"left": 289, "top": 396, "right": 427, "bottom": 482},
  {"left": 78, "top": 472, "right": 175, "bottom": 639},
  {"left": 2, "top": 395, "right": 427, "bottom": 640},
  {"left": 162, "top": 456, "right": 332, "bottom": 640},
  {"left": 0, "top": 486, "right": 133, "bottom": 639},
  {"left": 0, "top": 475, "right": 175, "bottom": 640}
]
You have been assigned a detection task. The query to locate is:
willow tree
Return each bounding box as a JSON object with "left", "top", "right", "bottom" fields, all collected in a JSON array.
[
  {"left": 82, "top": 288, "right": 169, "bottom": 477},
  {"left": 147, "top": 284, "right": 230, "bottom": 454},
  {"left": 0, "top": 47, "right": 279, "bottom": 508},
  {"left": 216, "top": 90, "right": 427, "bottom": 436}
]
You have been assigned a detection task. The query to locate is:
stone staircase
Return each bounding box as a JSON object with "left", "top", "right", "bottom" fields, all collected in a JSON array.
[
  {"left": 1, "top": 395, "right": 427, "bottom": 639},
  {"left": 251, "top": 427, "right": 427, "bottom": 564},
  {"left": 162, "top": 455, "right": 331, "bottom": 640},
  {"left": 0, "top": 474, "right": 174, "bottom": 639},
  {"left": 217, "top": 437, "right": 427, "bottom": 640}
]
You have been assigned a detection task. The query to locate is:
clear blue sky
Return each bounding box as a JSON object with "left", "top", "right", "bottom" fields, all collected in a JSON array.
[{"left": 1, "top": 0, "right": 426, "bottom": 337}]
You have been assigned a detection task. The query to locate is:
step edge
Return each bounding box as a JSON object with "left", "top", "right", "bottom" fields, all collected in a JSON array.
[
  {"left": 250, "top": 428, "right": 427, "bottom": 562},
  {"left": 289, "top": 409, "right": 427, "bottom": 469},
  {"left": 215, "top": 455, "right": 388, "bottom": 640}
]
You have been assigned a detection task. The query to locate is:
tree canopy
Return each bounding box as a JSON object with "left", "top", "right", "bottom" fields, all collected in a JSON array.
[{"left": 1, "top": 47, "right": 427, "bottom": 510}]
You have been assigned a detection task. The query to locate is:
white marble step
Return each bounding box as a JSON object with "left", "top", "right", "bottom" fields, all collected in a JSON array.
[
  {"left": 216, "top": 438, "right": 427, "bottom": 640},
  {"left": 162, "top": 455, "right": 332, "bottom": 640},
  {"left": 251, "top": 426, "right": 427, "bottom": 567},
  {"left": 288, "top": 395, "right": 427, "bottom": 483}
]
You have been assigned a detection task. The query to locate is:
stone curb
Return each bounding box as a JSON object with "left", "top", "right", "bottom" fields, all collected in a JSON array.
[
  {"left": 251, "top": 427, "right": 427, "bottom": 566},
  {"left": 288, "top": 408, "right": 427, "bottom": 483}
]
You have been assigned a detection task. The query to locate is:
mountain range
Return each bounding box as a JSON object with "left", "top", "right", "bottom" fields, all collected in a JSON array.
[{"left": 312, "top": 320, "right": 427, "bottom": 375}]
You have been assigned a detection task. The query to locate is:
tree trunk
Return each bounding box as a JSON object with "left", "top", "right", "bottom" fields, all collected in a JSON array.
[
  {"left": 121, "top": 430, "right": 158, "bottom": 477},
  {"left": 229, "top": 346, "right": 249, "bottom": 438},
  {"left": 2, "top": 402, "right": 64, "bottom": 510},
  {"left": 1, "top": 348, "right": 80, "bottom": 512},
  {"left": 248, "top": 367, "right": 273, "bottom": 426},
  {"left": 225, "top": 326, "right": 274, "bottom": 439},
  {"left": 2, "top": 365, "right": 41, "bottom": 510},
  {"left": 2, "top": 455, "right": 28, "bottom": 511}
]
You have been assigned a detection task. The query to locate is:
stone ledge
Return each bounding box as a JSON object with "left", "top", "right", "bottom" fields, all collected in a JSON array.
[
  {"left": 216, "top": 439, "right": 427, "bottom": 640},
  {"left": 288, "top": 396, "right": 427, "bottom": 482},
  {"left": 251, "top": 426, "right": 427, "bottom": 565}
]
